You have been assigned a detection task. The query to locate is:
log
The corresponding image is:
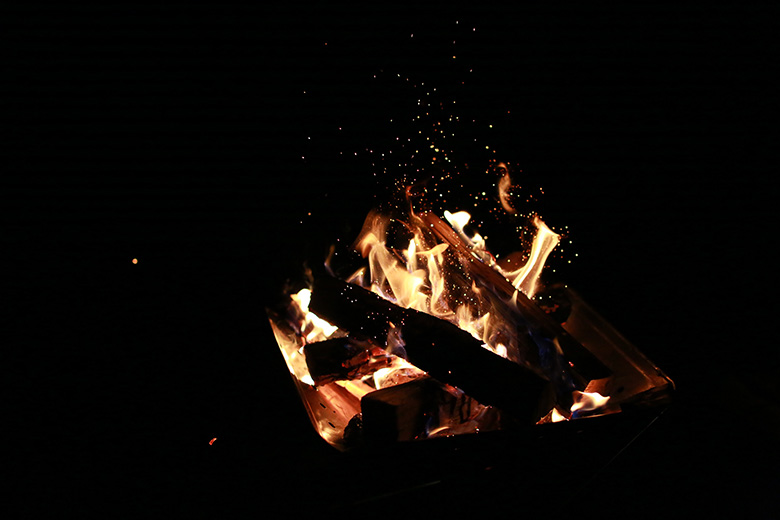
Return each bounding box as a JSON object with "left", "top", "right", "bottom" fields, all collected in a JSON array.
[
  {"left": 360, "top": 377, "right": 450, "bottom": 443},
  {"left": 303, "top": 337, "right": 391, "bottom": 386},
  {"left": 359, "top": 377, "right": 502, "bottom": 443},
  {"left": 310, "top": 274, "right": 554, "bottom": 423},
  {"left": 416, "top": 211, "right": 611, "bottom": 382}
]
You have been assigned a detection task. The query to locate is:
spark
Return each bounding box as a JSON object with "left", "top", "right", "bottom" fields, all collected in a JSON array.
[
  {"left": 209, "top": 437, "right": 217, "bottom": 445},
  {"left": 132, "top": 258, "right": 138, "bottom": 264}
]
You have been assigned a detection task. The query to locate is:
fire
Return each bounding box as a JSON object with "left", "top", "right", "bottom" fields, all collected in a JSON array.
[
  {"left": 372, "top": 356, "right": 425, "bottom": 389},
  {"left": 348, "top": 205, "right": 561, "bottom": 364},
  {"left": 290, "top": 289, "right": 338, "bottom": 343},
  {"left": 269, "top": 288, "right": 339, "bottom": 388},
  {"left": 443, "top": 210, "right": 491, "bottom": 264},
  {"left": 442, "top": 209, "right": 560, "bottom": 299},
  {"left": 354, "top": 211, "right": 509, "bottom": 355},
  {"left": 498, "top": 216, "right": 560, "bottom": 299},
  {"left": 269, "top": 314, "right": 315, "bottom": 386},
  {"left": 273, "top": 201, "right": 569, "bottom": 441},
  {"left": 277, "top": 287, "right": 427, "bottom": 393},
  {"left": 571, "top": 391, "right": 611, "bottom": 416},
  {"left": 266, "top": 175, "right": 674, "bottom": 447}
]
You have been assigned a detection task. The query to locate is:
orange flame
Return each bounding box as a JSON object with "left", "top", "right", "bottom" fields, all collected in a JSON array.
[{"left": 352, "top": 209, "right": 560, "bottom": 360}]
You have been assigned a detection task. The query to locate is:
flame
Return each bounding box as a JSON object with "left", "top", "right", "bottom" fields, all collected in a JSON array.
[
  {"left": 542, "top": 391, "right": 611, "bottom": 423},
  {"left": 443, "top": 209, "right": 559, "bottom": 299},
  {"left": 351, "top": 209, "right": 562, "bottom": 360},
  {"left": 269, "top": 318, "right": 315, "bottom": 386},
  {"left": 357, "top": 222, "right": 452, "bottom": 319},
  {"left": 355, "top": 215, "right": 510, "bottom": 356},
  {"left": 550, "top": 408, "right": 568, "bottom": 423},
  {"left": 372, "top": 356, "right": 426, "bottom": 389},
  {"left": 443, "top": 210, "right": 492, "bottom": 265},
  {"left": 571, "top": 391, "right": 610, "bottom": 415},
  {"left": 274, "top": 287, "right": 427, "bottom": 396},
  {"left": 270, "top": 288, "right": 341, "bottom": 387},
  {"left": 268, "top": 191, "right": 599, "bottom": 447},
  {"left": 498, "top": 216, "right": 560, "bottom": 298},
  {"left": 290, "top": 288, "right": 339, "bottom": 343}
]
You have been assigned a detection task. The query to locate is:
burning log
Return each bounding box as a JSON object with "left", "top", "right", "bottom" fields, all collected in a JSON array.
[
  {"left": 360, "top": 377, "right": 451, "bottom": 443},
  {"left": 415, "top": 210, "right": 611, "bottom": 383},
  {"left": 309, "top": 274, "right": 555, "bottom": 423},
  {"left": 303, "top": 337, "right": 391, "bottom": 386},
  {"left": 268, "top": 175, "right": 675, "bottom": 447},
  {"left": 359, "top": 376, "right": 502, "bottom": 443}
]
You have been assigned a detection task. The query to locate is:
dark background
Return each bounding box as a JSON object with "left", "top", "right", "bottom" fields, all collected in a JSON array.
[{"left": 5, "top": 3, "right": 778, "bottom": 517}]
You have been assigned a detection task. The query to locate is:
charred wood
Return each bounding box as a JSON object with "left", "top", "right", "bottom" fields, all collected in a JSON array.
[
  {"left": 360, "top": 377, "right": 502, "bottom": 443},
  {"left": 310, "top": 275, "right": 554, "bottom": 423},
  {"left": 360, "top": 378, "right": 446, "bottom": 443},
  {"left": 416, "top": 211, "right": 611, "bottom": 382},
  {"left": 303, "top": 337, "right": 391, "bottom": 386}
]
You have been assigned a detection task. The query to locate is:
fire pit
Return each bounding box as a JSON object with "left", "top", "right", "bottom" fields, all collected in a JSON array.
[{"left": 267, "top": 170, "right": 673, "bottom": 449}]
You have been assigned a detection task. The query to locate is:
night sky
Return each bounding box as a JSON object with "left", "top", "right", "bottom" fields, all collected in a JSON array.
[{"left": 6, "top": 4, "right": 778, "bottom": 517}]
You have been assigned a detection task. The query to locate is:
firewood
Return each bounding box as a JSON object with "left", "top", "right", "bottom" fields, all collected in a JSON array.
[
  {"left": 415, "top": 211, "right": 611, "bottom": 382},
  {"left": 303, "top": 337, "right": 391, "bottom": 386},
  {"left": 358, "top": 377, "right": 502, "bottom": 442},
  {"left": 309, "top": 274, "right": 555, "bottom": 422},
  {"left": 360, "top": 377, "right": 447, "bottom": 443}
]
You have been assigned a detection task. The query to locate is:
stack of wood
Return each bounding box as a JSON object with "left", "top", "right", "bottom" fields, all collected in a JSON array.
[{"left": 278, "top": 208, "right": 621, "bottom": 444}]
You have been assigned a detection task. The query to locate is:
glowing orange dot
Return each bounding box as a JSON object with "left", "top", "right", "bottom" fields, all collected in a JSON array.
[
  {"left": 132, "top": 258, "right": 138, "bottom": 264},
  {"left": 209, "top": 437, "right": 217, "bottom": 445}
]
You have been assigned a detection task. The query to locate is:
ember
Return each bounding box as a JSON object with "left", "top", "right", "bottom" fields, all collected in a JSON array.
[{"left": 267, "top": 173, "right": 673, "bottom": 449}]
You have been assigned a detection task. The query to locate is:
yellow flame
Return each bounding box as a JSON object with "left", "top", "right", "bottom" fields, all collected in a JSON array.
[
  {"left": 354, "top": 213, "right": 519, "bottom": 358},
  {"left": 372, "top": 356, "right": 426, "bottom": 389},
  {"left": 550, "top": 408, "right": 568, "bottom": 423},
  {"left": 444, "top": 210, "right": 559, "bottom": 299},
  {"left": 290, "top": 288, "right": 339, "bottom": 343},
  {"left": 358, "top": 225, "right": 451, "bottom": 318},
  {"left": 571, "top": 391, "right": 610, "bottom": 414},
  {"left": 444, "top": 210, "right": 490, "bottom": 261},
  {"left": 269, "top": 318, "right": 314, "bottom": 385},
  {"left": 270, "top": 288, "right": 341, "bottom": 388},
  {"left": 499, "top": 216, "right": 560, "bottom": 298}
]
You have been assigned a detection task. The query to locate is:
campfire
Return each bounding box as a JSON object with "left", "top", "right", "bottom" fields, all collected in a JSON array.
[{"left": 267, "top": 167, "right": 673, "bottom": 449}]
